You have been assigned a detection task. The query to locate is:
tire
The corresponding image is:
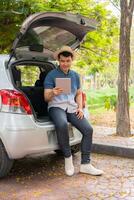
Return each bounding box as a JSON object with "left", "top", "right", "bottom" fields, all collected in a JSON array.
[{"left": 0, "top": 141, "right": 14, "bottom": 178}]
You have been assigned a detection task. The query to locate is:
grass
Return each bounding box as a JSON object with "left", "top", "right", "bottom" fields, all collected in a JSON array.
[
  {"left": 85, "top": 86, "right": 134, "bottom": 115},
  {"left": 88, "top": 106, "right": 106, "bottom": 115},
  {"left": 86, "top": 87, "right": 117, "bottom": 104}
]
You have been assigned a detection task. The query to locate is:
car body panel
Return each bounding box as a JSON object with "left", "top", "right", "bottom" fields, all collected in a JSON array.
[
  {"left": 19, "top": 12, "right": 96, "bottom": 39},
  {"left": 0, "top": 109, "right": 82, "bottom": 159},
  {"left": 0, "top": 55, "right": 14, "bottom": 89}
]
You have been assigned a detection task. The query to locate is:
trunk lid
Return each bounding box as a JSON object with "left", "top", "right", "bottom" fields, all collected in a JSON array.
[{"left": 9, "top": 12, "right": 96, "bottom": 61}]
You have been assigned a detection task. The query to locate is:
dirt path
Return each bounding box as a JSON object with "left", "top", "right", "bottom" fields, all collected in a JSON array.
[{"left": 90, "top": 108, "right": 134, "bottom": 129}]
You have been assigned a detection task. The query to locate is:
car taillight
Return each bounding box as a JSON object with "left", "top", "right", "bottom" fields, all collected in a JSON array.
[
  {"left": 82, "top": 92, "right": 86, "bottom": 108},
  {"left": 0, "top": 89, "right": 32, "bottom": 114}
]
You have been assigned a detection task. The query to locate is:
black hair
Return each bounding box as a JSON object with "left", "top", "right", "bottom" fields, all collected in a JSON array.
[{"left": 58, "top": 51, "right": 73, "bottom": 59}]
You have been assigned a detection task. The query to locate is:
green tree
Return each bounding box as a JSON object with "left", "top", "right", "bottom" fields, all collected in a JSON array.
[
  {"left": 0, "top": 0, "right": 47, "bottom": 52},
  {"left": 74, "top": 2, "right": 119, "bottom": 89},
  {"left": 111, "top": 0, "right": 134, "bottom": 137}
]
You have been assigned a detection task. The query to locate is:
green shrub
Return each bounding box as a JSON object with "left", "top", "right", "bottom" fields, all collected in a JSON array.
[{"left": 104, "top": 95, "right": 117, "bottom": 111}]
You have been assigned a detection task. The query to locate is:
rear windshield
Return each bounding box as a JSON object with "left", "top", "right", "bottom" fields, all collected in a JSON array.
[{"left": 17, "top": 26, "right": 76, "bottom": 52}]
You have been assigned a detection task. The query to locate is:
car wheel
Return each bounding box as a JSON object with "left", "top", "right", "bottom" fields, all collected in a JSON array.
[{"left": 0, "top": 141, "right": 14, "bottom": 178}]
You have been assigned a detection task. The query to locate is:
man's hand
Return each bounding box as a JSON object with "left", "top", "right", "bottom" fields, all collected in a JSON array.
[
  {"left": 75, "top": 108, "right": 84, "bottom": 119},
  {"left": 52, "top": 87, "right": 63, "bottom": 96},
  {"left": 44, "top": 87, "right": 63, "bottom": 102}
]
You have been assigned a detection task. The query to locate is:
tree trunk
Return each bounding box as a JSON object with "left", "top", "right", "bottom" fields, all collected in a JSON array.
[
  {"left": 93, "top": 73, "right": 96, "bottom": 89},
  {"left": 116, "top": 0, "right": 134, "bottom": 136}
]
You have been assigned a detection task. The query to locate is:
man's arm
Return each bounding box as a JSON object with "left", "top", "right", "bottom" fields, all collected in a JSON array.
[
  {"left": 44, "top": 87, "right": 63, "bottom": 102},
  {"left": 44, "top": 89, "right": 54, "bottom": 102},
  {"left": 75, "top": 89, "right": 84, "bottom": 119},
  {"left": 75, "top": 89, "right": 83, "bottom": 110}
]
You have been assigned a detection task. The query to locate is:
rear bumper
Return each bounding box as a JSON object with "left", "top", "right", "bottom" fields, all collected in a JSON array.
[
  {"left": 0, "top": 113, "right": 82, "bottom": 159},
  {"left": 4, "top": 126, "right": 82, "bottom": 159}
]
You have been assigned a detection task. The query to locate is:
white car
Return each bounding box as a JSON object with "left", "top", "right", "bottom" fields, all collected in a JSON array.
[{"left": 0, "top": 12, "right": 95, "bottom": 177}]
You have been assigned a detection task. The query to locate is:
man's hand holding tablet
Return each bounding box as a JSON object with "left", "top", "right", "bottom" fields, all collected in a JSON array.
[
  {"left": 52, "top": 87, "right": 63, "bottom": 96},
  {"left": 55, "top": 78, "right": 71, "bottom": 94}
]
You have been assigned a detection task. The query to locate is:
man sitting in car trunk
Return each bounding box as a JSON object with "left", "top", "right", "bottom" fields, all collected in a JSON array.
[{"left": 44, "top": 46, "right": 104, "bottom": 176}]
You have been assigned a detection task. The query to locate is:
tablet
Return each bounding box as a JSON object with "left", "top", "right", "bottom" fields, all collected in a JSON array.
[{"left": 55, "top": 78, "right": 71, "bottom": 94}]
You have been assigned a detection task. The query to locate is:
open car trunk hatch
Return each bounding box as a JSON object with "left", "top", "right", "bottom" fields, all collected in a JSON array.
[{"left": 9, "top": 12, "right": 96, "bottom": 62}]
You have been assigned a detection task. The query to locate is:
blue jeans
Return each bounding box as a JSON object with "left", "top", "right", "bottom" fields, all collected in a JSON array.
[{"left": 49, "top": 107, "right": 93, "bottom": 164}]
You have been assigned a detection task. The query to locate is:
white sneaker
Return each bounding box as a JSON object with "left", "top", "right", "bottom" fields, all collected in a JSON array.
[
  {"left": 80, "top": 163, "right": 104, "bottom": 176},
  {"left": 65, "top": 155, "right": 74, "bottom": 176}
]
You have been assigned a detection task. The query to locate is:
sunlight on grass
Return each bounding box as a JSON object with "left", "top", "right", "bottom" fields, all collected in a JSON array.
[
  {"left": 86, "top": 86, "right": 134, "bottom": 115},
  {"left": 88, "top": 106, "right": 106, "bottom": 115}
]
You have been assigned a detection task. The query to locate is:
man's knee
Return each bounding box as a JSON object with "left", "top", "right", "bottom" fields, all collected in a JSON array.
[
  {"left": 83, "top": 125, "right": 93, "bottom": 137},
  {"left": 56, "top": 121, "right": 68, "bottom": 131}
]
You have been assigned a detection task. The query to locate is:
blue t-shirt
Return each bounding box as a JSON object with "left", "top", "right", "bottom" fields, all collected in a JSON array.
[{"left": 44, "top": 67, "right": 81, "bottom": 113}]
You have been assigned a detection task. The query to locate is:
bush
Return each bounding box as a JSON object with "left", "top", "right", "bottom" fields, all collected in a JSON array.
[{"left": 104, "top": 95, "right": 117, "bottom": 111}]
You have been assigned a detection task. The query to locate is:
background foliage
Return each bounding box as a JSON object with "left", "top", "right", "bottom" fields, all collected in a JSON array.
[{"left": 0, "top": 0, "right": 119, "bottom": 84}]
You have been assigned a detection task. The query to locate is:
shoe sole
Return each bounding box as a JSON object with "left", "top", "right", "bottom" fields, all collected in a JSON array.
[{"left": 79, "top": 170, "right": 104, "bottom": 176}]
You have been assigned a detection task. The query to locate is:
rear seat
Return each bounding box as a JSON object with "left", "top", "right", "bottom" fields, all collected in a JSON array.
[{"left": 20, "top": 86, "right": 48, "bottom": 118}]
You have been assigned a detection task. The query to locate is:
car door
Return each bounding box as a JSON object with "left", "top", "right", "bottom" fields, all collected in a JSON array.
[{"left": 9, "top": 12, "right": 96, "bottom": 61}]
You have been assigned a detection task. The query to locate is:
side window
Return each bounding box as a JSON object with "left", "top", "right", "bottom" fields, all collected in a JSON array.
[{"left": 16, "top": 65, "right": 40, "bottom": 86}]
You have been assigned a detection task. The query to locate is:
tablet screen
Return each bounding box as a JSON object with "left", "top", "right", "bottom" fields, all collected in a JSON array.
[{"left": 55, "top": 78, "right": 71, "bottom": 94}]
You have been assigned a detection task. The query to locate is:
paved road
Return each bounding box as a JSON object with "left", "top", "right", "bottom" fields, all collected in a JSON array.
[{"left": 0, "top": 152, "right": 133, "bottom": 200}]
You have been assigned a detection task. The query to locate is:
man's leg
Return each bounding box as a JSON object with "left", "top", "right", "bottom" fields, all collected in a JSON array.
[
  {"left": 67, "top": 113, "right": 104, "bottom": 175},
  {"left": 67, "top": 113, "right": 93, "bottom": 164},
  {"left": 49, "top": 107, "right": 74, "bottom": 176},
  {"left": 49, "top": 107, "right": 71, "bottom": 157}
]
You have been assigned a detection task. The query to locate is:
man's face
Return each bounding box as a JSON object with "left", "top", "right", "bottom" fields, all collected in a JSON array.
[{"left": 58, "top": 55, "right": 73, "bottom": 73}]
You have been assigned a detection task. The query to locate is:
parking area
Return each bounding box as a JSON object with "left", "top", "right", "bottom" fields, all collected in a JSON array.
[{"left": 0, "top": 152, "right": 134, "bottom": 200}]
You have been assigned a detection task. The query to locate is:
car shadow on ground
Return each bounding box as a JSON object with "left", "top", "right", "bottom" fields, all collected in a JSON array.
[{"left": 8, "top": 152, "right": 65, "bottom": 178}]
